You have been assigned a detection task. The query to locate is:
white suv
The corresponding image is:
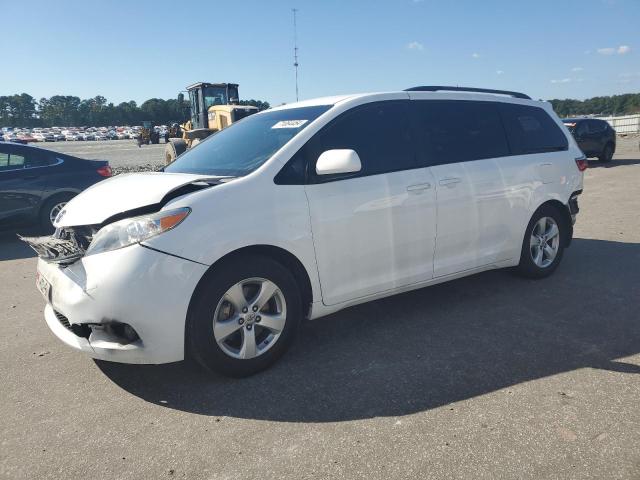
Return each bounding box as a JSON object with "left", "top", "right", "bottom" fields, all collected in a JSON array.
[{"left": 27, "top": 86, "right": 585, "bottom": 376}]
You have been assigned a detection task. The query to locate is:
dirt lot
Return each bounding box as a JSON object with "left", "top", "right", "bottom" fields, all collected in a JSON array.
[
  {"left": 1, "top": 138, "right": 639, "bottom": 479},
  {"left": 34, "top": 139, "right": 166, "bottom": 172}
]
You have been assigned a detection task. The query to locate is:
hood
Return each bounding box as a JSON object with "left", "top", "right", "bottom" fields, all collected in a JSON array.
[{"left": 55, "top": 172, "right": 223, "bottom": 227}]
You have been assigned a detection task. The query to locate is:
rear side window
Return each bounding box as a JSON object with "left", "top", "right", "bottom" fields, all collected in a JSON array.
[
  {"left": 588, "top": 120, "right": 607, "bottom": 133},
  {"left": 412, "top": 100, "right": 509, "bottom": 165},
  {"left": 0, "top": 153, "right": 25, "bottom": 171},
  {"left": 315, "top": 101, "right": 417, "bottom": 178},
  {"left": 499, "top": 104, "right": 568, "bottom": 154}
]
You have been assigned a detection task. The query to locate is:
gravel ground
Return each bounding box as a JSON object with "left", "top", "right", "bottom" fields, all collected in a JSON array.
[{"left": 1, "top": 138, "right": 639, "bottom": 479}]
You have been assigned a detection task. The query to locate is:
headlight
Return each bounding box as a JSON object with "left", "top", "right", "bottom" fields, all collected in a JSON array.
[{"left": 86, "top": 207, "right": 190, "bottom": 256}]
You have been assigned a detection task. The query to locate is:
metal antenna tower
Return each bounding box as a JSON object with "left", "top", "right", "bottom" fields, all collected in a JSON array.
[{"left": 292, "top": 8, "right": 299, "bottom": 101}]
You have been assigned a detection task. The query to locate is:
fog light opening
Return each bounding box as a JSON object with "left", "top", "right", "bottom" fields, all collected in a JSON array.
[{"left": 89, "top": 321, "right": 141, "bottom": 345}]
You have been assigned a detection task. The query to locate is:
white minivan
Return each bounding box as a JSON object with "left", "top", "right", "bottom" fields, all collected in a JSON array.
[{"left": 27, "top": 87, "right": 586, "bottom": 376}]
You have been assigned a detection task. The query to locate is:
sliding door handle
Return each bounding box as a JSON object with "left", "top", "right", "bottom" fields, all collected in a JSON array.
[{"left": 439, "top": 177, "right": 461, "bottom": 187}]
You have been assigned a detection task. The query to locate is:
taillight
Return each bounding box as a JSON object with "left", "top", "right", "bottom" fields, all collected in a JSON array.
[
  {"left": 97, "top": 165, "right": 112, "bottom": 177},
  {"left": 575, "top": 156, "right": 588, "bottom": 172}
]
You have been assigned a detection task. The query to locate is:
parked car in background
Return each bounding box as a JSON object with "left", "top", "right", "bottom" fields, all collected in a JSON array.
[
  {"left": 94, "top": 132, "right": 108, "bottom": 141},
  {"left": 0, "top": 142, "right": 111, "bottom": 232},
  {"left": 26, "top": 87, "right": 585, "bottom": 377},
  {"left": 562, "top": 118, "right": 616, "bottom": 163},
  {"left": 83, "top": 133, "right": 96, "bottom": 141},
  {"left": 17, "top": 133, "right": 37, "bottom": 143}
]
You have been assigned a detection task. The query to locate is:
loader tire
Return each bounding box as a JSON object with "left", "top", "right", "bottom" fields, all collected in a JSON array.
[{"left": 165, "top": 138, "right": 187, "bottom": 165}]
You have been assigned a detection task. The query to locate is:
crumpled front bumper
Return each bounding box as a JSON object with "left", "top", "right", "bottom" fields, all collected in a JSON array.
[{"left": 37, "top": 243, "right": 208, "bottom": 364}]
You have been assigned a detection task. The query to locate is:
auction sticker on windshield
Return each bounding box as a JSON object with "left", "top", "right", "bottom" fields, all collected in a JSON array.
[{"left": 271, "top": 120, "right": 308, "bottom": 129}]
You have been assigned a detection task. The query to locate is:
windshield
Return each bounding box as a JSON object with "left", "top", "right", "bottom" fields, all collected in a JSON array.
[
  {"left": 165, "top": 105, "right": 331, "bottom": 177},
  {"left": 203, "top": 86, "right": 228, "bottom": 108}
]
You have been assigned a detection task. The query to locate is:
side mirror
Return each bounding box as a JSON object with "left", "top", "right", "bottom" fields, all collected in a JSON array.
[{"left": 316, "top": 149, "right": 362, "bottom": 175}]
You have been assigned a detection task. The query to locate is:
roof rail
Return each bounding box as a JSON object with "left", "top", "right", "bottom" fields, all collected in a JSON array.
[{"left": 404, "top": 86, "right": 531, "bottom": 100}]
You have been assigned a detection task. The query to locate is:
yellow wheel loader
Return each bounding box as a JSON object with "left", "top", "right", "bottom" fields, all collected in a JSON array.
[{"left": 164, "top": 82, "right": 258, "bottom": 165}]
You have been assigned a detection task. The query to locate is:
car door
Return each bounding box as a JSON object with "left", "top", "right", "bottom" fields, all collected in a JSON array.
[
  {"left": 575, "top": 121, "right": 596, "bottom": 156},
  {"left": 587, "top": 120, "right": 607, "bottom": 154},
  {"left": 410, "top": 99, "right": 515, "bottom": 277},
  {"left": 303, "top": 100, "right": 437, "bottom": 306},
  {"left": 0, "top": 146, "right": 47, "bottom": 222}
]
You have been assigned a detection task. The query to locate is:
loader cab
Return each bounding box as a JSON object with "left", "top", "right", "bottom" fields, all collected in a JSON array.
[{"left": 187, "top": 82, "right": 240, "bottom": 129}]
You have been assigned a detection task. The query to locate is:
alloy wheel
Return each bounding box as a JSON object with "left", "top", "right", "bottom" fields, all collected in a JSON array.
[
  {"left": 529, "top": 216, "right": 560, "bottom": 268},
  {"left": 212, "top": 277, "right": 287, "bottom": 359},
  {"left": 49, "top": 202, "right": 67, "bottom": 226}
]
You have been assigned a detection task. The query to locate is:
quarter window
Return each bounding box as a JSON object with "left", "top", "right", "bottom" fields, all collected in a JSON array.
[
  {"left": 412, "top": 100, "right": 509, "bottom": 165},
  {"left": 499, "top": 103, "right": 568, "bottom": 154}
]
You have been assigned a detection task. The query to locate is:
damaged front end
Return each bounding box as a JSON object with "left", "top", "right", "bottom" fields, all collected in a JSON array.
[
  {"left": 20, "top": 226, "right": 97, "bottom": 266},
  {"left": 19, "top": 176, "right": 221, "bottom": 265}
]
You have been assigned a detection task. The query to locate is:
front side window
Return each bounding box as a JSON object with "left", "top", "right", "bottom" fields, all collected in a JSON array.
[
  {"left": 500, "top": 104, "right": 568, "bottom": 154},
  {"left": 412, "top": 100, "right": 509, "bottom": 165},
  {"left": 165, "top": 105, "right": 331, "bottom": 177},
  {"left": 313, "top": 101, "right": 417, "bottom": 178}
]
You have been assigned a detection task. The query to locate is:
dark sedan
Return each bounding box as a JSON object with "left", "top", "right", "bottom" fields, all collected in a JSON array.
[
  {"left": 562, "top": 118, "right": 616, "bottom": 163},
  {"left": 0, "top": 142, "right": 111, "bottom": 232}
]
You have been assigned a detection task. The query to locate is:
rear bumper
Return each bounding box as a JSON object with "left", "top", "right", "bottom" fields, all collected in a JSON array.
[{"left": 37, "top": 244, "right": 208, "bottom": 364}]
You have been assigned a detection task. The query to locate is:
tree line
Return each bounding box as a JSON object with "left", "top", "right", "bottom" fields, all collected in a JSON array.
[
  {"left": 549, "top": 93, "right": 640, "bottom": 117},
  {"left": 0, "top": 93, "right": 271, "bottom": 128}
]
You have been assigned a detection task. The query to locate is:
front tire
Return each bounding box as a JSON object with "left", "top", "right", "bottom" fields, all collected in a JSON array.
[
  {"left": 515, "top": 205, "right": 565, "bottom": 279},
  {"left": 186, "top": 255, "right": 302, "bottom": 377}
]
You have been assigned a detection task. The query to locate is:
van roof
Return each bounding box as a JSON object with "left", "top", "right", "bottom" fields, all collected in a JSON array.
[{"left": 270, "top": 87, "right": 538, "bottom": 112}]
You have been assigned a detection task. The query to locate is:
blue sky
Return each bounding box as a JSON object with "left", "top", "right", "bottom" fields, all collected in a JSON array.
[{"left": 2, "top": 0, "right": 638, "bottom": 105}]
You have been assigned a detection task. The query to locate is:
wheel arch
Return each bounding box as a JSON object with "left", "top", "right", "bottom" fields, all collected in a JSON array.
[
  {"left": 39, "top": 190, "right": 79, "bottom": 214},
  {"left": 189, "top": 244, "right": 315, "bottom": 321},
  {"left": 530, "top": 199, "right": 573, "bottom": 247}
]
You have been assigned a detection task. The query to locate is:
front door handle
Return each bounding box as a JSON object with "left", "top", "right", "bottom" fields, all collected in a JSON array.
[
  {"left": 406, "top": 182, "right": 431, "bottom": 193},
  {"left": 439, "top": 177, "right": 461, "bottom": 187}
]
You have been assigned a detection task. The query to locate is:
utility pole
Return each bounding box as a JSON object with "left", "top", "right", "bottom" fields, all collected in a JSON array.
[{"left": 292, "top": 8, "right": 299, "bottom": 102}]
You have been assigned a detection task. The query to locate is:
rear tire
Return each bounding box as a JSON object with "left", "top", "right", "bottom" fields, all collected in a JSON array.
[
  {"left": 186, "top": 255, "right": 302, "bottom": 377},
  {"left": 598, "top": 143, "right": 614, "bottom": 163},
  {"left": 39, "top": 193, "right": 75, "bottom": 234},
  {"left": 515, "top": 205, "right": 565, "bottom": 279}
]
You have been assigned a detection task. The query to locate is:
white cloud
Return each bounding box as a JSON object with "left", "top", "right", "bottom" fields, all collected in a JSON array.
[
  {"left": 597, "top": 47, "right": 616, "bottom": 55},
  {"left": 571, "top": 67, "right": 584, "bottom": 72},
  {"left": 471, "top": 52, "right": 480, "bottom": 58},
  {"left": 597, "top": 45, "right": 632, "bottom": 55},
  {"left": 551, "top": 78, "right": 572, "bottom": 84},
  {"left": 496, "top": 70, "right": 504, "bottom": 75},
  {"left": 406, "top": 41, "right": 424, "bottom": 51}
]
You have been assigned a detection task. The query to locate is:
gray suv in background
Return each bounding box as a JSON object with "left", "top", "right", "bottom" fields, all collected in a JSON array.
[{"left": 562, "top": 118, "right": 616, "bottom": 163}]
